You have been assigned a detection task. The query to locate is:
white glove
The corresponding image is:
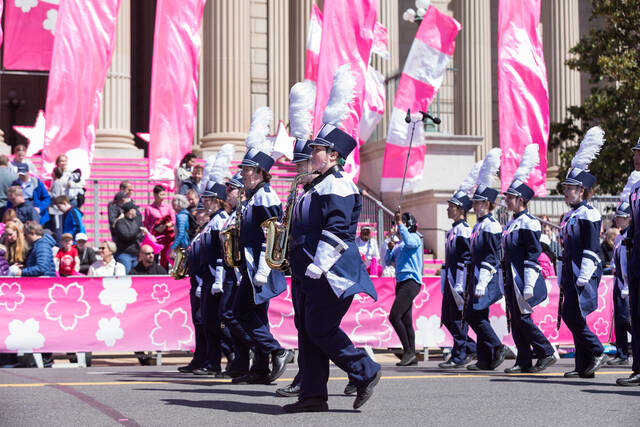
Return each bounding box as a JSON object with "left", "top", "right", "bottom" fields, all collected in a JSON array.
[
  {"left": 254, "top": 251, "right": 271, "bottom": 287},
  {"left": 305, "top": 263, "right": 323, "bottom": 279},
  {"left": 621, "top": 284, "right": 629, "bottom": 298},
  {"left": 524, "top": 285, "right": 534, "bottom": 299},
  {"left": 475, "top": 267, "right": 493, "bottom": 297},
  {"left": 212, "top": 266, "right": 224, "bottom": 294},
  {"left": 454, "top": 269, "right": 465, "bottom": 294},
  {"left": 577, "top": 256, "right": 597, "bottom": 285},
  {"left": 195, "top": 285, "right": 202, "bottom": 298},
  {"left": 474, "top": 283, "right": 487, "bottom": 298},
  {"left": 576, "top": 277, "right": 589, "bottom": 288}
]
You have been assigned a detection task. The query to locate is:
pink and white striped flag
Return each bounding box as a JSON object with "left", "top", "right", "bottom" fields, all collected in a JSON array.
[
  {"left": 380, "top": 6, "right": 460, "bottom": 192},
  {"left": 313, "top": 0, "right": 378, "bottom": 183},
  {"left": 42, "top": 0, "right": 122, "bottom": 178},
  {"left": 2, "top": 0, "right": 58, "bottom": 70},
  {"left": 371, "top": 21, "right": 389, "bottom": 60},
  {"left": 304, "top": 3, "right": 323, "bottom": 82},
  {"left": 148, "top": 0, "right": 206, "bottom": 181},
  {"left": 498, "top": 0, "right": 549, "bottom": 196},
  {"left": 358, "top": 65, "right": 386, "bottom": 143}
]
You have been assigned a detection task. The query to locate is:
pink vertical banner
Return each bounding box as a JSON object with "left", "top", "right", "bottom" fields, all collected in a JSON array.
[
  {"left": 498, "top": 0, "right": 549, "bottom": 196},
  {"left": 312, "top": 0, "right": 378, "bottom": 183},
  {"left": 2, "top": 0, "right": 58, "bottom": 70},
  {"left": 42, "top": 0, "right": 122, "bottom": 178},
  {"left": 0, "top": 0, "right": 3, "bottom": 47},
  {"left": 148, "top": 0, "right": 206, "bottom": 181},
  {"left": 304, "top": 3, "right": 323, "bottom": 82},
  {"left": 380, "top": 6, "right": 460, "bottom": 192}
]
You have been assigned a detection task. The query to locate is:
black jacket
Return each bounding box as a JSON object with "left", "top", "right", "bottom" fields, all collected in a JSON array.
[
  {"left": 77, "top": 246, "right": 98, "bottom": 275},
  {"left": 131, "top": 262, "right": 167, "bottom": 275},
  {"left": 113, "top": 216, "right": 142, "bottom": 255}
]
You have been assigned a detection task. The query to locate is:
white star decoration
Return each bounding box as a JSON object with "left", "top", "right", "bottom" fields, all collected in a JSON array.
[
  {"left": 270, "top": 120, "right": 295, "bottom": 161},
  {"left": 14, "top": 110, "right": 46, "bottom": 156}
]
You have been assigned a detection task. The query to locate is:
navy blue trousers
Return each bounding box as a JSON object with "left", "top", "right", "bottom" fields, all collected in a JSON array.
[
  {"left": 504, "top": 285, "right": 554, "bottom": 369},
  {"left": 629, "top": 272, "right": 640, "bottom": 372},
  {"left": 466, "top": 305, "right": 501, "bottom": 367},
  {"left": 293, "top": 274, "right": 380, "bottom": 401},
  {"left": 189, "top": 279, "right": 207, "bottom": 368},
  {"left": 441, "top": 286, "right": 476, "bottom": 364},
  {"left": 290, "top": 277, "right": 304, "bottom": 387},
  {"left": 232, "top": 272, "right": 282, "bottom": 373},
  {"left": 612, "top": 285, "right": 631, "bottom": 359},
  {"left": 561, "top": 283, "right": 604, "bottom": 372},
  {"left": 221, "top": 278, "right": 255, "bottom": 373}
]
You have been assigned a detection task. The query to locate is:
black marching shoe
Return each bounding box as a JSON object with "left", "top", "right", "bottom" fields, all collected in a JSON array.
[
  {"left": 222, "top": 369, "right": 248, "bottom": 379},
  {"left": 177, "top": 364, "right": 197, "bottom": 373},
  {"left": 396, "top": 352, "right": 418, "bottom": 366},
  {"left": 192, "top": 367, "right": 215, "bottom": 375},
  {"left": 353, "top": 370, "right": 382, "bottom": 409},
  {"left": 504, "top": 364, "right": 530, "bottom": 374},
  {"left": 269, "top": 349, "right": 293, "bottom": 383},
  {"left": 438, "top": 359, "right": 466, "bottom": 369},
  {"left": 283, "top": 398, "right": 328, "bottom": 413},
  {"left": 606, "top": 356, "right": 629, "bottom": 366},
  {"left": 462, "top": 352, "right": 477, "bottom": 365},
  {"left": 232, "top": 371, "right": 271, "bottom": 385},
  {"left": 467, "top": 362, "right": 491, "bottom": 371},
  {"left": 563, "top": 370, "right": 593, "bottom": 379},
  {"left": 344, "top": 382, "right": 357, "bottom": 395},
  {"left": 489, "top": 345, "right": 507, "bottom": 370},
  {"left": 616, "top": 372, "right": 640, "bottom": 386},
  {"left": 276, "top": 383, "right": 300, "bottom": 397},
  {"left": 530, "top": 355, "right": 557, "bottom": 373},
  {"left": 583, "top": 353, "right": 607, "bottom": 377}
]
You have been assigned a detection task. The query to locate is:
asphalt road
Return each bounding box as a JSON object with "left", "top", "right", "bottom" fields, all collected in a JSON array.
[{"left": 1, "top": 357, "right": 638, "bottom": 426}]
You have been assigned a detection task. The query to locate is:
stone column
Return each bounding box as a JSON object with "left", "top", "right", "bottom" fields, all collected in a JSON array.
[
  {"left": 288, "top": 0, "right": 313, "bottom": 88},
  {"left": 542, "top": 0, "right": 580, "bottom": 169},
  {"left": 268, "top": 0, "right": 290, "bottom": 128},
  {"left": 95, "top": 0, "right": 140, "bottom": 157},
  {"left": 200, "top": 0, "right": 252, "bottom": 156},
  {"left": 452, "top": 0, "right": 493, "bottom": 159},
  {"left": 369, "top": 0, "right": 399, "bottom": 143}
]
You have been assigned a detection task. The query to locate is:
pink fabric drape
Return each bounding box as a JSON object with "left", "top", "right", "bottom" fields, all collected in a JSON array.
[
  {"left": 358, "top": 67, "right": 386, "bottom": 142},
  {"left": 304, "top": 3, "right": 323, "bottom": 82},
  {"left": 312, "top": 0, "right": 378, "bottom": 183},
  {"left": 0, "top": 0, "right": 3, "bottom": 48},
  {"left": 42, "top": 0, "right": 122, "bottom": 178},
  {"left": 2, "top": 0, "right": 58, "bottom": 70},
  {"left": 380, "top": 6, "right": 460, "bottom": 192},
  {"left": 498, "top": 0, "right": 549, "bottom": 195},
  {"left": 148, "top": 0, "right": 206, "bottom": 181}
]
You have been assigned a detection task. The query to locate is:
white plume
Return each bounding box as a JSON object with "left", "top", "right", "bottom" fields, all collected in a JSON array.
[
  {"left": 210, "top": 144, "right": 235, "bottom": 184},
  {"left": 571, "top": 126, "right": 605, "bottom": 170},
  {"left": 322, "top": 64, "right": 356, "bottom": 127},
  {"left": 477, "top": 148, "right": 501, "bottom": 188},
  {"left": 513, "top": 144, "right": 540, "bottom": 183},
  {"left": 459, "top": 161, "right": 482, "bottom": 194},
  {"left": 289, "top": 80, "right": 316, "bottom": 139},
  {"left": 200, "top": 154, "right": 217, "bottom": 193},
  {"left": 620, "top": 171, "right": 640, "bottom": 203},
  {"left": 245, "top": 106, "right": 273, "bottom": 152}
]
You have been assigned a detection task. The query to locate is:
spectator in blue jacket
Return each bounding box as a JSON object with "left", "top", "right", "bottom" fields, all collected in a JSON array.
[
  {"left": 53, "top": 195, "right": 85, "bottom": 241},
  {"left": 171, "top": 194, "right": 191, "bottom": 251},
  {"left": 16, "top": 221, "right": 56, "bottom": 277},
  {"left": 6, "top": 186, "right": 39, "bottom": 225},
  {"left": 385, "top": 211, "right": 424, "bottom": 367},
  {"left": 11, "top": 164, "right": 50, "bottom": 225}
]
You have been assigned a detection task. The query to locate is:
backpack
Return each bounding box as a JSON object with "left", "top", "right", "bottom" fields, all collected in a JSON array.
[{"left": 186, "top": 212, "right": 198, "bottom": 240}]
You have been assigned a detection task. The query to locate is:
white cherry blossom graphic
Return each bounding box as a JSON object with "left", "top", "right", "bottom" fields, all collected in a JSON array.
[
  {"left": 0, "top": 282, "right": 25, "bottom": 312},
  {"left": 95, "top": 317, "right": 124, "bottom": 347},
  {"left": 414, "top": 314, "right": 446, "bottom": 347},
  {"left": 99, "top": 277, "right": 138, "bottom": 314},
  {"left": 5, "top": 318, "right": 45, "bottom": 352},
  {"left": 43, "top": 8, "right": 57, "bottom": 35},
  {"left": 44, "top": 282, "right": 90, "bottom": 331},
  {"left": 15, "top": 0, "right": 38, "bottom": 13},
  {"left": 150, "top": 309, "right": 193, "bottom": 351},
  {"left": 350, "top": 307, "right": 394, "bottom": 347},
  {"left": 151, "top": 283, "right": 171, "bottom": 304},
  {"left": 269, "top": 285, "right": 294, "bottom": 329}
]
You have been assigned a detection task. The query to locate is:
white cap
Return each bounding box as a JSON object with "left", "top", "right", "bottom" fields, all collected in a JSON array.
[{"left": 75, "top": 232, "right": 88, "bottom": 242}]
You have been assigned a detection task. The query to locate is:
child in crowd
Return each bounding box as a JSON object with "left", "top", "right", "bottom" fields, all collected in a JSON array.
[{"left": 55, "top": 233, "right": 80, "bottom": 276}]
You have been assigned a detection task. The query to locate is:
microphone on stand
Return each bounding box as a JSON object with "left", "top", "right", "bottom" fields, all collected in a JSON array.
[
  {"left": 405, "top": 109, "right": 412, "bottom": 123},
  {"left": 420, "top": 110, "right": 441, "bottom": 124}
]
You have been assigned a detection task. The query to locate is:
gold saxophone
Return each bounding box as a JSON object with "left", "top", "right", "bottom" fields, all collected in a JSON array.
[
  {"left": 221, "top": 188, "right": 245, "bottom": 267},
  {"left": 170, "top": 247, "right": 188, "bottom": 279},
  {"left": 262, "top": 172, "right": 310, "bottom": 271}
]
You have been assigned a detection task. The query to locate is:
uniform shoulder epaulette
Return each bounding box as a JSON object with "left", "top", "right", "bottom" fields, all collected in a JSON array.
[
  {"left": 314, "top": 172, "right": 359, "bottom": 197},
  {"left": 252, "top": 185, "right": 282, "bottom": 207},
  {"left": 518, "top": 213, "right": 542, "bottom": 232},
  {"left": 575, "top": 204, "right": 601, "bottom": 222},
  {"left": 454, "top": 222, "right": 472, "bottom": 238}
]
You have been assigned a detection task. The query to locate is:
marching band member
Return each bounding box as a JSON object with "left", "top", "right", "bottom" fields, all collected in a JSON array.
[
  {"left": 276, "top": 81, "right": 317, "bottom": 398},
  {"left": 559, "top": 126, "right": 607, "bottom": 379},
  {"left": 501, "top": 145, "right": 556, "bottom": 373},
  {"left": 283, "top": 66, "right": 381, "bottom": 413},
  {"left": 220, "top": 172, "right": 257, "bottom": 378},
  {"left": 193, "top": 145, "right": 236, "bottom": 376},
  {"left": 385, "top": 211, "right": 423, "bottom": 367},
  {"left": 617, "top": 139, "right": 640, "bottom": 386},
  {"left": 466, "top": 148, "right": 507, "bottom": 371},
  {"left": 438, "top": 162, "right": 480, "bottom": 369},
  {"left": 608, "top": 171, "right": 639, "bottom": 367},
  {"left": 232, "top": 107, "right": 291, "bottom": 385}
]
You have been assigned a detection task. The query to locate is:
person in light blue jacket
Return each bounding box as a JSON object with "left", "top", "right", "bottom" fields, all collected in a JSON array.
[{"left": 385, "top": 211, "right": 423, "bottom": 366}]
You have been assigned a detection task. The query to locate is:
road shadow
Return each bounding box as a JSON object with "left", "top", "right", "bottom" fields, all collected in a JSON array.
[
  {"left": 583, "top": 388, "right": 640, "bottom": 397},
  {"left": 136, "top": 387, "right": 275, "bottom": 397},
  {"left": 162, "top": 398, "right": 358, "bottom": 414},
  {"left": 489, "top": 377, "right": 609, "bottom": 387}
]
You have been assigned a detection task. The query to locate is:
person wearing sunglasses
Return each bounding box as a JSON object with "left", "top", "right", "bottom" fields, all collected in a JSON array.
[
  {"left": 130, "top": 244, "right": 167, "bottom": 275},
  {"left": 88, "top": 240, "right": 126, "bottom": 276}
]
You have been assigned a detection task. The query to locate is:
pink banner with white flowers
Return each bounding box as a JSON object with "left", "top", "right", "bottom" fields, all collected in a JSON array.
[
  {"left": 2, "top": 0, "right": 58, "bottom": 70},
  {"left": 380, "top": 5, "right": 461, "bottom": 193},
  {"left": 147, "top": 0, "right": 206, "bottom": 181},
  {"left": 42, "top": 0, "right": 121, "bottom": 179},
  {"left": 0, "top": 276, "right": 614, "bottom": 352},
  {"left": 498, "top": 0, "right": 549, "bottom": 196}
]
